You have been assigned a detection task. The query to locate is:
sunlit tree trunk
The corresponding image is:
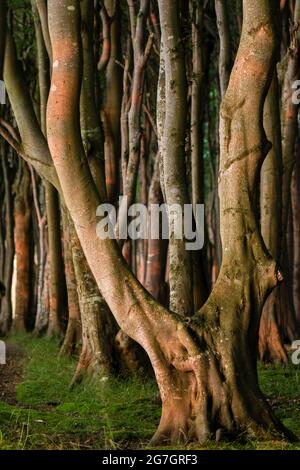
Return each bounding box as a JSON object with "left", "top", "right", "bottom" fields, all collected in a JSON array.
[
  {"left": 46, "top": 0, "right": 293, "bottom": 444},
  {"left": 12, "top": 161, "right": 32, "bottom": 332}
]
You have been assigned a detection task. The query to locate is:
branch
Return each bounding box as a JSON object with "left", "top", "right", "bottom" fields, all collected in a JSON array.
[{"left": 0, "top": 117, "right": 20, "bottom": 142}]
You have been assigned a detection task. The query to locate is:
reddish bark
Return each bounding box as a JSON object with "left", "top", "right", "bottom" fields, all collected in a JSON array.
[{"left": 12, "top": 162, "right": 32, "bottom": 332}]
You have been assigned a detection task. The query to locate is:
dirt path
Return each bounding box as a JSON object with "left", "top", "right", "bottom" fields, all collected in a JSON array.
[{"left": 0, "top": 341, "right": 24, "bottom": 405}]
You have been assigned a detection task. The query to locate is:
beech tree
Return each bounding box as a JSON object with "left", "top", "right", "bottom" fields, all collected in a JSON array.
[{"left": 1, "top": 0, "right": 299, "bottom": 445}]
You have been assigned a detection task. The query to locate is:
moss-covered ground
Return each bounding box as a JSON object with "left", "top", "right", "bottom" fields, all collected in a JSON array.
[{"left": 0, "top": 334, "right": 299, "bottom": 450}]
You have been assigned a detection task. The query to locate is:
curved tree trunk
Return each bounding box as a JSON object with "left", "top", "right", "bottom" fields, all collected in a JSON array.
[
  {"left": 0, "top": 141, "right": 14, "bottom": 334},
  {"left": 46, "top": 0, "right": 294, "bottom": 444}
]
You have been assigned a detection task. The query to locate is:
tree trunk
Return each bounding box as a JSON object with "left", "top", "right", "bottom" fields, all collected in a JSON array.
[
  {"left": 46, "top": 183, "right": 66, "bottom": 338},
  {"left": 59, "top": 207, "right": 81, "bottom": 356},
  {"left": 0, "top": 0, "right": 6, "bottom": 81},
  {"left": 32, "top": 176, "right": 48, "bottom": 336},
  {"left": 159, "top": 0, "right": 193, "bottom": 316},
  {"left": 144, "top": 154, "right": 167, "bottom": 302},
  {"left": 102, "top": 0, "right": 122, "bottom": 204},
  {"left": 258, "top": 76, "right": 287, "bottom": 363},
  {"left": 215, "top": 0, "right": 231, "bottom": 99},
  {"left": 291, "top": 132, "right": 300, "bottom": 327},
  {"left": 12, "top": 161, "right": 32, "bottom": 332},
  {"left": 69, "top": 218, "right": 117, "bottom": 385},
  {"left": 117, "top": 0, "right": 152, "bottom": 243},
  {"left": 0, "top": 142, "right": 14, "bottom": 334},
  {"left": 46, "top": 0, "right": 293, "bottom": 444},
  {"left": 190, "top": 0, "right": 209, "bottom": 310}
]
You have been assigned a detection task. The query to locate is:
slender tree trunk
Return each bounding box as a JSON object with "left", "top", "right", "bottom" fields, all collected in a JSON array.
[
  {"left": 215, "top": 0, "right": 231, "bottom": 99},
  {"left": 144, "top": 155, "right": 167, "bottom": 302},
  {"left": 291, "top": 132, "right": 300, "bottom": 326},
  {"left": 80, "top": 0, "right": 106, "bottom": 197},
  {"left": 32, "top": 0, "right": 50, "bottom": 335},
  {"left": 0, "top": 0, "right": 6, "bottom": 302},
  {"left": 59, "top": 207, "right": 81, "bottom": 356},
  {"left": 69, "top": 218, "right": 117, "bottom": 385},
  {"left": 0, "top": 1, "right": 6, "bottom": 81},
  {"left": 102, "top": 0, "right": 122, "bottom": 203},
  {"left": 12, "top": 161, "right": 32, "bottom": 332},
  {"left": 46, "top": 183, "right": 66, "bottom": 337},
  {"left": 159, "top": 0, "right": 193, "bottom": 317},
  {"left": 190, "top": 0, "right": 205, "bottom": 216},
  {"left": 279, "top": 0, "right": 300, "bottom": 340},
  {"left": 0, "top": 142, "right": 14, "bottom": 334},
  {"left": 34, "top": 2, "right": 67, "bottom": 338},
  {"left": 189, "top": 0, "right": 209, "bottom": 310},
  {"left": 213, "top": 0, "right": 232, "bottom": 271},
  {"left": 32, "top": 174, "right": 48, "bottom": 335}
]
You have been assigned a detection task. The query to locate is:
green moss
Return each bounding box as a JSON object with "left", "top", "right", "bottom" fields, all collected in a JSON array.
[{"left": 0, "top": 334, "right": 299, "bottom": 449}]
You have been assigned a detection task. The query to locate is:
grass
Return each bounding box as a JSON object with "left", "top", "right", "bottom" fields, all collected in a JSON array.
[{"left": 0, "top": 333, "right": 300, "bottom": 450}]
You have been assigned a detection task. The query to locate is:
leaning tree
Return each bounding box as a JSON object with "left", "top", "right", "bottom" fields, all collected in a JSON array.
[{"left": 2, "top": 0, "right": 295, "bottom": 443}]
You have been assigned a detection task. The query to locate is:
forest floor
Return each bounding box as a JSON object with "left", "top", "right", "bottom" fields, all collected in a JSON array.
[{"left": 0, "top": 333, "right": 300, "bottom": 450}]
